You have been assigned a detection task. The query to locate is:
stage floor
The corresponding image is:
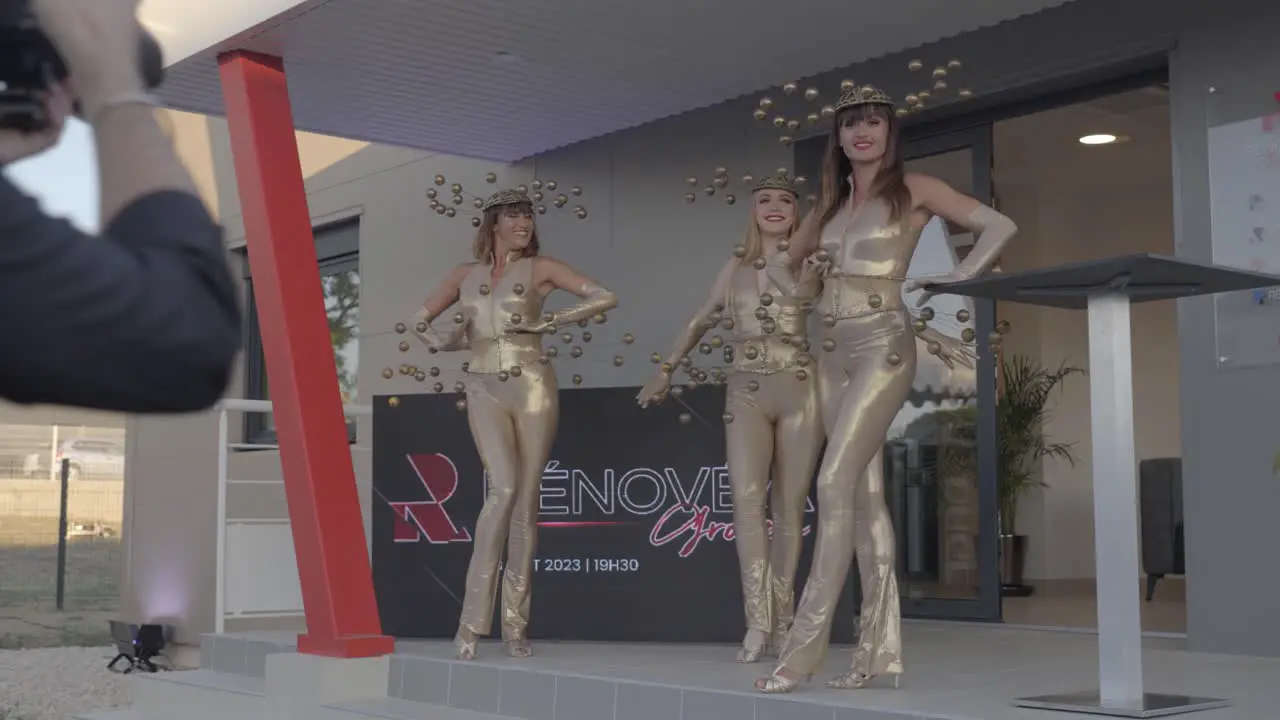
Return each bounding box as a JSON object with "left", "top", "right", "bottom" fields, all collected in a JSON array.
[{"left": 186, "top": 622, "right": 1278, "bottom": 720}]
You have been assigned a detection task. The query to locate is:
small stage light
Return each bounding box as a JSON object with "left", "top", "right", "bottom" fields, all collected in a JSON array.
[{"left": 107, "top": 620, "right": 173, "bottom": 673}]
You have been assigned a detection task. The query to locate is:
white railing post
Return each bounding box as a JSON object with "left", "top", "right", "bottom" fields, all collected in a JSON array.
[{"left": 214, "top": 406, "right": 228, "bottom": 634}]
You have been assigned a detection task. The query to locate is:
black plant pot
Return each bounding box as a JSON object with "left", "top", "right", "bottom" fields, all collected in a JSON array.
[{"left": 999, "top": 534, "right": 1034, "bottom": 597}]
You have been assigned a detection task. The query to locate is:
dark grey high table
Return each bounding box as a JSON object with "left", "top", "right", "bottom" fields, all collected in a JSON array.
[{"left": 933, "top": 254, "right": 1280, "bottom": 719}]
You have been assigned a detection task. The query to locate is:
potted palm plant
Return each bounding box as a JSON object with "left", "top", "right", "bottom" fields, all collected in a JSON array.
[{"left": 940, "top": 353, "right": 1082, "bottom": 595}]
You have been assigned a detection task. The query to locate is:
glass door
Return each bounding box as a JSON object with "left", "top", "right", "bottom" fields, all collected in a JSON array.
[{"left": 793, "top": 125, "right": 1002, "bottom": 622}]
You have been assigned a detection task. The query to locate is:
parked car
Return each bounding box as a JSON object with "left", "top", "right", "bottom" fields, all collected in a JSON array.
[{"left": 23, "top": 438, "right": 126, "bottom": 481}]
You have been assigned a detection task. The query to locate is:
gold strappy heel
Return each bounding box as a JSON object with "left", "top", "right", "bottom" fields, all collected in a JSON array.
[
  {"left": 506, "top": 638, "right": 533, "bottom": 658},
  {"left": 454, "top": 630, "right": 477, "bottom": 661},
  {"left": 754, "top": 668, "right": 810, "bottom": 694},
  {"left": 826, "top": 671, "right": 901, "bottom": 689},
  {"left": 736, "top": 629, "right": 768, "bottom": 664}
]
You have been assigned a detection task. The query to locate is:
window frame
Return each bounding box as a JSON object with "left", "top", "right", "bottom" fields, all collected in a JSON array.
[{"left": 238, "top": 218, "right": 362, "bottom": 448}]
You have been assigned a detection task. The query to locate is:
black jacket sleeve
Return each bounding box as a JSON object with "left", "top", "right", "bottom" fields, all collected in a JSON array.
[{"left": 0, "top": 175, "right": 241, "bottom": 412}]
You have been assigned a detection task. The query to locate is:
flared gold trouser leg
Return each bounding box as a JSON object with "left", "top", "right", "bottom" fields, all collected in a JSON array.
[
  {"left": 456, "top": 368, "right": 559, "bottom": 641},
  {"left": 775, "top": 330, "right": 914, "bottom": 678}
]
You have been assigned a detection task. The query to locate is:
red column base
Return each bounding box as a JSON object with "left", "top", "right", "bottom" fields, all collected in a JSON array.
[{"left": 296, "top": 633, "right": 396, "bottom": 659}]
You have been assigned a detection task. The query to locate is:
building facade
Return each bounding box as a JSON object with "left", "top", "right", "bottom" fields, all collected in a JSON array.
[{"left": 122, "top": 0, "right": 1280, "bottom": 661}]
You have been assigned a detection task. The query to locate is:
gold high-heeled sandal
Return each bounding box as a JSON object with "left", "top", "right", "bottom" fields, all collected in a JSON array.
[
  {"left": 826, "top": 671, "right": 901, "bottom": 690},
  {"left": 506, "top": 639, "right": 533, "bottom": 658},
  {"left": 736, "top": 629, "right": 768, "bottom": 664},
  {"left": 754, "top": 668, "right": 810, "bottom": 694}
]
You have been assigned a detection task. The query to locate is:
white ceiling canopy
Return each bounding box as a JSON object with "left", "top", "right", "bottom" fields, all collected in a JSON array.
[{"left": 150, "top": 0, "right": 1078, "bottom": 161}]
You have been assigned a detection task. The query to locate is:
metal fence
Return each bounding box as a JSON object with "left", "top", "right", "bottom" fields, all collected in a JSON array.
[{"left": 0, "top": 424, "right": 125, "bottom": 612}]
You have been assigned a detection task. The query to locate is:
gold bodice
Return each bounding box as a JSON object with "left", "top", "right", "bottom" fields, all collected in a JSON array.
[
  {"left": 816, "top": 198, "right": 922, "bottom": 321},
  {"left": 457, "top": 258, "right": 546, "bottom": 374},
  {"left": 724, "top": 261, "right": 813, "bottom": 375}
]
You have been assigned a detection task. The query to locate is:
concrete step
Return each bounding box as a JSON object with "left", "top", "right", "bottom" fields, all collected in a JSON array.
[
  {"left": 131, "top": 669, "right": 265, "bottom": 718},
  {"left": 78, "top": 697, "right": 505, "bottom": 720}
]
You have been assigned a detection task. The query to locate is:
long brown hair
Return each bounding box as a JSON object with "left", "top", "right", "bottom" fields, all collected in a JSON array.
[
  {"left": 740, "top": 189, "right": 799, "bottom": 265},
  {"left": 814, "top": 104, "right": 912, "bottom": 233},
  {"left": 471, "top": 202, "right": 541, "bottom": 262}
]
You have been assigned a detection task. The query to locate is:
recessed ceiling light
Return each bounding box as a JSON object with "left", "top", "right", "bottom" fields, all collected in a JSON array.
[{"left": 1079, "top": 133, "right": 1118, "bottom": 145}]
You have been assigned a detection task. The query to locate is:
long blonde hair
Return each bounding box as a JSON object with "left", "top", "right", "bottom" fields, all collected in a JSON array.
[
  {"left": 739, "top": 189, "right": 800, "bottom": 265},
  {"left": 471, "top": 202, "right": 541, "bottom": 262}
]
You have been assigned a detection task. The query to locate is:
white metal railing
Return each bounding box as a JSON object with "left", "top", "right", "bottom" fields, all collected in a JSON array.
[{"left": 214, "top": 398, "right": 371, "bottom": 632}]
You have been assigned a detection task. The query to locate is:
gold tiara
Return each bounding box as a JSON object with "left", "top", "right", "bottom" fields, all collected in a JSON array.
[
  {"left": 678, "top": 166, "right": 814, "bottom": 206},
  {"left": 752, "top": 171, "right": 799, "bottom": 195},
  {"left": 835, "top": 84, "right": 895, "bottom": 111},
  {"left": 748, "top": 58, "right": 976, "bottom": 145},
  {"left": 426, "top": 172, "right": 590, "bottom": 226},
  {"left": 480, "top": 188, "right": 533, "bottom": 212}
]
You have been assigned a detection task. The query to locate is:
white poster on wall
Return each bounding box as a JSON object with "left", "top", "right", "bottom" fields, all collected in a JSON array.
[{"left": 1208, "top": 110, "right": 1280, "bottom": 369}]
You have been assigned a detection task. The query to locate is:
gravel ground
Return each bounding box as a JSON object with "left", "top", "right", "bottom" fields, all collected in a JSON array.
[{"left": 0, "top": 646, "right": 132, "bottom": 720}]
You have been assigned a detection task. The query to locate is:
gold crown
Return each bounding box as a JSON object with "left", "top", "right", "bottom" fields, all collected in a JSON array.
[
  {"left": 481, "top": 188, "right": 533, "bottom": 212},
  {"left": 835, "top": 84, "right": 895, "bottom": 112},
  {"left": 426, "top": 172, "right": 589, "bottom": 225},
  {"left": 748, "top": 60, "right": 975, "bottom": 140},
  {"left": 752, "top": 171, "right": 798, "bottom": 195},
  {"left": 679, "top": 167, "right": 814, "bottom": 206}
]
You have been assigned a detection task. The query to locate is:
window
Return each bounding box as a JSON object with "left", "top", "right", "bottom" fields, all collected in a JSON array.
[{"left": 240, "top": 218, "right": 361, "bottom": 446}]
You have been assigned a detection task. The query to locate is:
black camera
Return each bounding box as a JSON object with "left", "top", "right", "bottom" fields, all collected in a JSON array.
[{"left": 0, "top": 1, "right": 165, "bottom": 132}]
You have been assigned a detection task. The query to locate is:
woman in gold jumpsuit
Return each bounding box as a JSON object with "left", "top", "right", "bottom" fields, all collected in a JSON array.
[
  {"left": 412, "top": 188, "right": 618, "bottom": 661},
  {"left": 638, "top": 173, "right": 825, "bottom": 664},
  {"left": 756, "top": 86, "right": 1017, "bottom": 693}
]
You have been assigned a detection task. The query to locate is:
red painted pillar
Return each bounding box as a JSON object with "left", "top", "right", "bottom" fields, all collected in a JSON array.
[{"left": 218, "top": 50, "right": 393, "bottom": 659}]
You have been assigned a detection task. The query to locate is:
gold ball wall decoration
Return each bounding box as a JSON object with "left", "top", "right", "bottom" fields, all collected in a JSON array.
[
  {"left": 820, "top": 105, "right": 835, "bottom": 118},
  {"left": 485, "top": 172, "right": 498, "bottom": 183},
  {"left": 416, "top": 321, "right": 428, "bottom": 333},
  {"left": 814, "top": 249, "right": 830, "bottom": 263},
  {"left": 571, "top": 186, "right": 583, "bottom": 196},
  {"left": 927, "top": 341, "right": 942, "bottom": 356},
  {"left": 996, "top": 320, "right": 1012, "bottom": 334},
  {"left": 886, "top": 352, "right": 902, "bottom": 366},
  {"left": 433, "top": 382, "right": 444, "bottom": 393},
  {"left": 453, "top": 312, "right": 465, "bottom": 324},
  {"left": 840, "top": 79, "right": 855, "bottom": 91},
  {"left": 471, "top": 217, "right": 482, "bottom": 227},
  {"left": 479, "top": 283, "right": 491, "bottom": 295},
  {"left": 546, "top": 346, "right": 559, "bottom": 357},
  {"left": 582, "top": 332, "right": 593, "bottom": 342},
  {"left": 454, "top": 381, "right": 466, "bottom": 393},
  {"left": 562, "top": 333, "right": 573, "bottom": 344},
  {"left": 804, "top": 87, "right": 819, "bottom": 101},
  {"left": 908, "top": 59, "right": 924, "bottom": 71},
  {"left": 958, "top": 88, "right": 974, "bottom": 98},
  {"left": 699, "top": 343, "right": 712, "bottom": 355},
  {"left": 713, "top": 176, "right": 728, "bottom": 189},
  {"left": 723, "top": 412, "right": 734, "bottom": 424},
  {"left": 388, "top": 396, "right": 400, "bottom": 407},
  {"left": 989, "top": 331, "right": 1003, "bottom": 344},
  {"left": 932, "top": 66, "right": 948, "bottom": 79},
  {"left": 685, "top": 192, "right": 697, "bottom": 203},
  {"left": 536, "top": 205, "right": 548, "bottom": 214},
  {"left": 414, "top": 370, "right": 426, "bottom": 381},
  {"left": 622, "top": 333, "right": 635, "bottom": 344},
  {"left": 956, "top": 308, "right": 971, "bottom": 323},
  {"left": 473, "top": 198, "right": 483, "bottom": 208},
  {"left": 511, "top": 313, "right": 523, "bottom": 325},
  {"left": 742, "top": 173, "right": 754, "bottom": 184},
  {"left": 686, "top": 176, "right": 698, "bottom": 186},
  {"left": 753, "top": 257, "right": 767, "bottom": 270},
  {"left": 450, "top": 183, "right": 462, "bottom": 194},
  {"left": 594, "top": 313, "right": 607, "bottom": 324},
  {"left": 747, "top": 380, "right": 760, "bottom": 392},
  {"left": 382, "top": 368, "right": 394, "bottom": 379},
  {"left": 513, "top": 283, "right": 525, "bottom": 295},
  {"left": 572, "top": 374, "right": 584, "bottom": 386},
  {"left": 510, "top": 366, "right": 523, "bottom": 378},
  {"left": 961, "top": 328, "right": 976, "bottom": 342},
  {"left": 651, "top": 353, "right": 662, "bottom": 364},
  {"left": 777, "top": 239, "right": 791, "bottom": 252},
  {"left": 517, "top": 184, "right": 529, "bottom": 193},
  {"left": 434, "top": 174, "right": 445, "bottom": 185},
  {"left": 759, "top": 97, "right": 774, "bottom": 110},
  {"left": 869, "top": 294, "right": 883, "bottom": 309},
  {"left": 753, "top": 108, "right": 768, "bottom": 121},
  {"left": 779, "top": 136, "right": 793, "bottom": 146},
  {"left": 498, "top": 370, "right": 510, "bottom": 382},
  {"left": 456, "top": 398, "right": 467, "bottom": 411},
  {"left": 920, "top": 307, "right": 935, "bottom": 321},
  {"left": 445, "top": 207, "right": 456, "bottom": 218},
  {"left": 796, "top": 369, "right": 808, "bottom": 381},
  {"left": 948, "top": 58, "right": 963, "bottom": 70},
  {"left": 896, "top": 108, "right": 909, "bottom": 117},
  {"left": 782, "top": 82, "right": 798, "bottom": 95},
  {"left": 395, "top": 322, "right": 407, "bottom": 334},
  {"left": 912, "top": 318, "right": 927, "bottom": 333},
  {"left": 399, "top": 340, "right": 411, "bottom": 352},
  {"left": 704, "top": 185, "right": 716, "bottom": 196},
  {"left": 772, "top": 116, "right": 786, "bottom": 128},
  {"left": 725, "top": 194, "right": 736, "bottom": 205},
  {"left": 614, "top": 355, "right": 625, "bottom": 367},
  {"left": 570, "top": 346, "right": 583, "bottom": 358},
  {"left": 822, "top": 313, "right": 837, "bottom": 328},
  {"left": 429, "top": 366, "right": 441, "bottom": 376},
  {"left": 807, "top": 112, "right": 820, "bottom": 124},
  {"left": 670, "top": 386, "right": 684, "bottom": 398},
  {"left": 759, "top": 293, "right": 774, "bottom": 307},
  {"left": 934, "top": 80, "right": 948, "bottom": 91}
]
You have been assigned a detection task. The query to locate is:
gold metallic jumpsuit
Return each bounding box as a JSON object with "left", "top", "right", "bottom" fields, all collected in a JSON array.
[
  {"left": 722, "top": 255, "right": 824, "bottom": 656},
  {"left": 774, "top": 198, "right": 919, "bottom": 685},
  {"left": 454, "top": 256, "right": 558, "bottom": 647}
]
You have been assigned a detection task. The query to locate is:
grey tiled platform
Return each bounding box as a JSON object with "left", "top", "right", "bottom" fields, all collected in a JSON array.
[{"left": 186, "top": 623, "right": 1277, "bottom": 720}]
